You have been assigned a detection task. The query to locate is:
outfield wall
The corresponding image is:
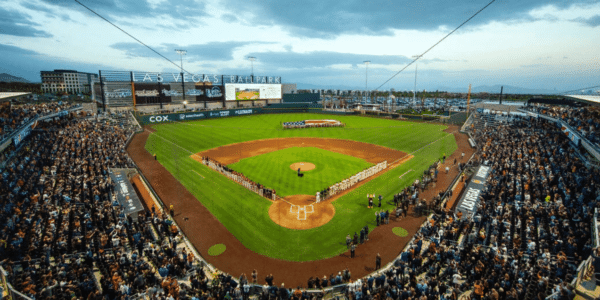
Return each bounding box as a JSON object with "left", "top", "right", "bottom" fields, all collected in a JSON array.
[
  {"left": 137, "top": 108, "right": 259, "bottom": 124},
  {"left": 135, "top": 106, "right": 465, "bottom": 126},
  {"left": 136, "top": 107, "right": 358, "bottom": 124}
]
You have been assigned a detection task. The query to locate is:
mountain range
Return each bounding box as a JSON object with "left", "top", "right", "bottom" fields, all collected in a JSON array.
[
  {"left": 0, "top": 73, "right": 31, "bottom": 83},
  {"left": 295, "top": 82, "right": 559, "bottom": 95}
]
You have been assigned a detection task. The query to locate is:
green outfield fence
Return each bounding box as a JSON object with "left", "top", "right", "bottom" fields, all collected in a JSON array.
[{"left": 134, "top": 106, "right": 468, "bottom": 127}]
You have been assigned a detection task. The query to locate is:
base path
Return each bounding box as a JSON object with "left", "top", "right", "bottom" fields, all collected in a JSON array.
[
  {"left": 271, "top": 154, "right": 413, "bottom": 230},
  {"left": 127, "top": 125, "right": 473, "bottom": 288}
]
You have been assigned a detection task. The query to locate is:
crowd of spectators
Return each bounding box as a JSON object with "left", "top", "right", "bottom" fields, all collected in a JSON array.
[
  {"left": 337, "top": 116, "right": 593, "bottom": 300},
  {"left": 0, "top": 114, "right": 263, "bottom": 300},
  {"left": 0, "top": 101, "right": 80, "bottom": 142},
  {"left": 525, "top": 105, "right": 600, "bottom": 149},
  {"left": 2, "top": 105, "right": 599, "bottom": 300}
]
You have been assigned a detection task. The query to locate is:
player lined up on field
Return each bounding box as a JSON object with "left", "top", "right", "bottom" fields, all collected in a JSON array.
[
  {"left": 321, "top": 161, "right": 387, "bottom": 201},
  {"left": 201, "top": 156, "right": 277, "bottom": 200}
]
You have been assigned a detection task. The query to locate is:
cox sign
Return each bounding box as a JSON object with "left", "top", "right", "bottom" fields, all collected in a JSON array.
[{"left": 149, "top": 115, "right": 170, "bottom": 123}]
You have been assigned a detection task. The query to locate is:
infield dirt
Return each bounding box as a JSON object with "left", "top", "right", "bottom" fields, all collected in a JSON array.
[
  {"left": 127, "top": 125, "right": 473, "bottom": 288},
  {"left": 192, "top": 137, "right": 408, "bottom": 165},
  {"left": 289, "top": 162, "right": 316, "bottom": 171},
  {"left": 192, "top": 137, "right": 411, "bottom": 230}
]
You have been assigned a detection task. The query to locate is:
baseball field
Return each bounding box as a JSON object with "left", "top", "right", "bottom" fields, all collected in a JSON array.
[{"left": 142, "top": 113, "right": 457, "bottom": 262}]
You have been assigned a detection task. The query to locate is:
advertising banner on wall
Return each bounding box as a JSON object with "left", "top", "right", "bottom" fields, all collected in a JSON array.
[
  {"left": 455, "top": 165, "right": 491, "bottom": 218},
  {"left": 133, "top": 83, "right": 172, "bottom": 105},
  {"left": 13, "top": 120, "right": 37, "bottom": 146},
  {"left": 200, "top": 85, "right": 224, "bottom": 101},
  {"left": 139, "top": 108, "right": 258, "bottom": 124},
  {"left": 225, "top": 84, "right": 282, "bottom": 101},
  {"left": 558, "top": 123, "right": 581, "bottom": 146},
  {"left": 108, "top": 169, "right": 144, "bottom": 216},
  {"left": 176, "top": 84, "right": 224, "bottom": 102},
  {"left": 98, "top": 71, "right": 281, "bottom": 107},
  {"left": 0, "top": 138, "right": 11, "bottom": 152}
]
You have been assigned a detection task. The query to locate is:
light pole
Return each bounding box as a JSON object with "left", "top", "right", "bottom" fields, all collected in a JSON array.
[
  {"left": 412, "top": 55, "right": 421, "bottom": 106},
  {"left": 364, "top": 61, "right": 370, "bottom": 103},
  {"left": 175, "top": 49, "right": 187, "bottom": 103},
  {"left": 248, "top": 56, "right": 256, "bottom": 78},
  {"left": 175, "top": 49, "right": 187, "bottom": 71}
]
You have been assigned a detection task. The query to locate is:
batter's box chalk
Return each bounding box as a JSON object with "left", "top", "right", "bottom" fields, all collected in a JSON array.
[{"left": 305, "top": 205, "right": 314, "bottom": 213}]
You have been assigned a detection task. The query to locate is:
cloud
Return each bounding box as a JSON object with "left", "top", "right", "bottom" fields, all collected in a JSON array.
[
  {"left": 38, "top": 0, "right": 209, "bottom": 23},
  {"left": 110, "top": 41, "right": 274, "bottom": 62},
  {"left": 0, "top": 43, "right": 41, "bottom": 56},
  {"left": 110, "top": 42, "right": 155, "bottom": 58},
  {"left": 221, "top": 13, "right": 238, "bottom": 23},
  {"left": 0, "top": 44, "right": 111, "bottom": 82},
  {"left": 573, "top": 15, "right": 600, "bottom": 27},
  {"left": 165, "top": 42, "right": 268, "bottom": 61},
  {"left": 0, "top": 6, "right": 52, "bottom": 37},
  {"left": 242, "top": 50, "right": 458, "bottom": 70},
  {"left": 19, "top": 0, "right": 75, "bottom": 23},
  {"left": 221, "top": 0, "right": 591, "bottom": 38}
]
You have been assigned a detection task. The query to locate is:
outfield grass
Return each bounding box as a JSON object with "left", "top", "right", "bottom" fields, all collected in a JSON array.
[
  {"left": 229, "top": 147, "right": 373, "bottom": 197},
  {"left": 145, "top": 113, "right": 457, "bottom": 261}
]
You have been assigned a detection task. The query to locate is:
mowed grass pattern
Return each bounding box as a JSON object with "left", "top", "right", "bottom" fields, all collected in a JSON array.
[
  {"left": 145, "top": 113, "right": 457, "bottom": 261},
  {"left": 229, "top": 147, "right": 373, "bottom": 196}
]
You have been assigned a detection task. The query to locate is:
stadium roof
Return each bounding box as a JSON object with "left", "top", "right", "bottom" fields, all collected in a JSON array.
[
  {"left": 0, "top": 92, "right": 31, "bottom": 101},
  {"left": 565, "top": 95, "right": 600, "bottom": 106}
]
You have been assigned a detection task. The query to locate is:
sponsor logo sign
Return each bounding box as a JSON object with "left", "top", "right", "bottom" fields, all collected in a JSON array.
[
  {"left": 127, "top": 72, "right": 281, "bottom": 84},
  {"left": 135, "top": 90, "right": 160, "bottom": 97},
  {"left": 141, "top": 109, "right": 256, "bottom": 124},
  {"left": 455, "top": 165, "right": 490, "bottom": 218},
  {"left": 108, "top": 169, "right": 144, "bottom": 215},
  {"left": 13, "top": 120, "right": 36, "bottom": 146},
  {"left": 104, "top": 88, "right": 132, "bottom": 98},
  {"left": 149, "top": 115, "right": 170, "bottom": 123},
  {"left": 235, "top": 109, "right": 252, "bottom": 115},
  {"left": 186, "top": 89, "right": 203, "bottom": 96},
  {"left": 206, "top": 86, "right": 223, "bottom": 98}
]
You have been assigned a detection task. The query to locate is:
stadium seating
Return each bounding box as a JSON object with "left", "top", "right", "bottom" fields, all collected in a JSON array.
[{"left": 2, "top": 104, "right": 599, "bottom": 299}]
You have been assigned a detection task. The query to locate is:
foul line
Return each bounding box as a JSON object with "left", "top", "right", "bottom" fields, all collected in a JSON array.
[
  {"left": 191, "top": 170, "right": 205, "bottom": 179},
  {"left": 398, "top": 169, "right": 413, "bottom": 179},
  {"left": 146, "top": 129, "right": 195, "bottom": 155},
  {"left": 390, "top": 130, "right": 457, "bottom": 166}
]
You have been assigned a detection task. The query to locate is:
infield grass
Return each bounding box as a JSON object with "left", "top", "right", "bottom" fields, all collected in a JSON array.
[
  {"left": 229, "top": 147, "right": 372, "bottom": 197},
  {"left": 144, "top": 113, "right": 457, "bottom": 261}
]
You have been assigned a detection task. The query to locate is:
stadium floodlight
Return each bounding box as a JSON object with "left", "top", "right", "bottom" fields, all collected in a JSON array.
[
  {"left": 175, "top": 49, "right": 187, "bottom": 73},
  {"left": 175, "top": 49, "right": 187, "bottom": 103},
  {"left": 248, "top": 56, "right": 256, "bottom": 77},
  {"left": 412, "top": 55, "right": 421, "bottom": 106},
  {"left": 364, "top": 61, "right": 371, "bottom": 102}
]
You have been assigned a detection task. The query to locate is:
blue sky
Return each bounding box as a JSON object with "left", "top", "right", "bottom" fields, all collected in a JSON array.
[{"left": 1, "top": 0, "right": 599, "bottom": 92}]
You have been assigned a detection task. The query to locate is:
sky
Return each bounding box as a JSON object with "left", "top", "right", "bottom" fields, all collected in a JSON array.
[{"left": 1, "top": 0, "right": 599, "bottom": 92}]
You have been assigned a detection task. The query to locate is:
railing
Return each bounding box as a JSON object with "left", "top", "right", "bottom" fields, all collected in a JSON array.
[
  {"left": 518, "top": 108, "right": 600, "bottom": 163},
  {"left": 0, "top": 266, "right": 34, "bottom": 300},
  {"left": 130, "top": 155, "right": 217, "bottom": 275},
  {"left": 0, "top": 105, "right": 83, "bottom": 149},
  {"left": 460, "top": 112, "right": 476, "bottom": 132}
]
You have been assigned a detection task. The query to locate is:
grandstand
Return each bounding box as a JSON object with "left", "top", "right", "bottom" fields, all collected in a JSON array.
[{"left": 2, "top": 98, "right": 600, "bottom": 300}]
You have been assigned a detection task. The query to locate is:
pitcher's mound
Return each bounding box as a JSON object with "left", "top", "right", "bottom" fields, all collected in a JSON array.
[{"left": 290, "top": 162, "right": 315, "bottom": 171}]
